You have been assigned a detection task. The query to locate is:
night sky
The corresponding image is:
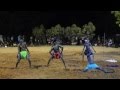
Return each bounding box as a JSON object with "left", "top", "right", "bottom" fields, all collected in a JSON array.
[{"left": 0, "top": 11, "right": 119, "bottom": 37}]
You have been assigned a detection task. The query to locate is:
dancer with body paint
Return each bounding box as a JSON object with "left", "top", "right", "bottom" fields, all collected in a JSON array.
[
  {"left": 47, "top": 40, "right": 66, "bottom": 69},
  {"left": 81, "top": 37, "right": 100, "bottom": 72},
  {"left": 16, "top": 38, "right": 31, "bottom": 68}
]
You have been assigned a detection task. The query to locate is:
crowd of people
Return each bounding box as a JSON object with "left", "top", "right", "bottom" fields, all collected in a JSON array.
[{"left": 0, "top": 34, "right": 119, "bottom": 48}]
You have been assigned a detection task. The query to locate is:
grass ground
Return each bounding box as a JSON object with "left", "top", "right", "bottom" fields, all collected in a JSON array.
[{"left": 0, "top": 46, "right": 120, "bottom": 79}]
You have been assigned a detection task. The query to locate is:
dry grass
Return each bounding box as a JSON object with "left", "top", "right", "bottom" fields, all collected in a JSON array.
[{"left": 0, "top": 46, "right": 120, "bottom": 79}]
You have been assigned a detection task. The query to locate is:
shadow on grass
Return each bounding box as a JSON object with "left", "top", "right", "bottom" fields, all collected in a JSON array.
[
  {"left": 32, "top": 65, "right": 48, "bottom": 69},
  {"left": 98, "top": 51, "right": 120, "bottom": 55},
  {"left": 0, "top": 67, "right": 15, "bottom": 69}
]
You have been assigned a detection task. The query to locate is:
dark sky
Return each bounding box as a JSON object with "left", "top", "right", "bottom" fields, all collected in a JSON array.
[{"left": 0, "top": 11, "right": 119, "bottom": 36}]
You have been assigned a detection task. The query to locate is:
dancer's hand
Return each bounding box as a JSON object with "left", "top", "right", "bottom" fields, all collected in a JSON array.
[
  {"left": 95, "top": 51, "right": 96, "bottom": 53},
  {"left": 94, "top": 51, "right": 96, "bottom": 53},
  {"left": 81, "top": 52, "right": 83, "bottom": 55}
]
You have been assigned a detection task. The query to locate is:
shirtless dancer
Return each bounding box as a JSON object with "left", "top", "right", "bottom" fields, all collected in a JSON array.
[
  {"left": 16, "top": 39, "right": 31, "bottom": 68},
  {"left": 82, "top": 38, "right": 100, "bottom": 72},
  {"left": 47, "top": 41, "right": 66, "bottom": 69}
]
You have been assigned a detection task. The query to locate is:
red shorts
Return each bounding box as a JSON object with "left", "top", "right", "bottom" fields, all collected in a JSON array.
[{"left": 53, "top": 52, "right": 61, "bottom": 59}]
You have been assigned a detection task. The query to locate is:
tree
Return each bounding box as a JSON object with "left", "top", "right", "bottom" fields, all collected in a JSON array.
[
  {"left": 64, "top": 26, "right": 72, "bottom": 37},
  {"left": 64, "top": 24, "right": 82, "bottom": 45},
  {"left": 111, "top": 11, "right": 120, "bottom": 47},
  {"left": 111, "top": 11, "right": 120, "bottom": 27},
  {"left": 32, "top": 24, "right": 46, "bottom": 45},
  {"left": 40, "top": 24, "right": 47, "bottom": 44},
  {"left": 46, "top": 24, "right": 64, "bottom": 38},
  {"left": 70, "top": 24, "right": 82, "bottom": 43},
  {"left": 46, "top": 29, "right": 52, "bottom": 38},
  {"left": 82, "top": 22, "right": 96, "bottom": 40},
  {"left": 71, "top": 24, "right": 82, "bottom": 37},
  {"left": 46, "top": 24, "right": 64, "bottom": 44},
  {"left": 32, "top": 22, "right": 95, "bottom": 45},
  {"left": 32, "top": 27, "right": 39, "bottom": 38}
]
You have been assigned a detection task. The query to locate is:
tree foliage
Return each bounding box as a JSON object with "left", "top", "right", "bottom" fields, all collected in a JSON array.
[
  {"left": 111, "top": 11, "right": 120, "bottom": 27},
  {"left": 82, "top": 22, "right": 96, "bottom": 39},
  {"left": 32, "top": 22, "right": 96, "bottom": 45},
  {"left": 32, "top": 24, "right": 46, "bottom": 44}
]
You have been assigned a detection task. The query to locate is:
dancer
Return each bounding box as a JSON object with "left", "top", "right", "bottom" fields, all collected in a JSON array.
[
  {"left": 47, "top": 41, "right": 66, "bottom": 69},
  {"left": 16, "top": 39, "right": 31, "bottom": 68}
]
